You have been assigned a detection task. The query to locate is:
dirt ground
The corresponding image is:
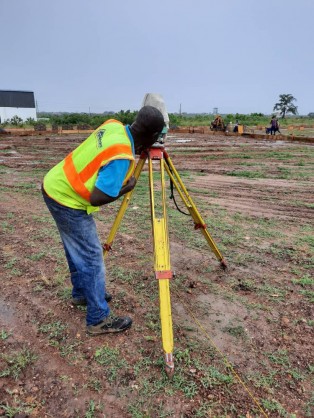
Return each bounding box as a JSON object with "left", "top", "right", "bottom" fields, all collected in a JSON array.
[{"left": 0, "top": 131, "right": 313, "bottom": 418}]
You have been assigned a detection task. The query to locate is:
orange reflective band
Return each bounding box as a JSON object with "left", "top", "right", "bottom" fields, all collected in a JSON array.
[
  {"left": 63, "top": 153, "right": 91, "bottom": 202},
  {"left": 80, "top": 144, "right": 133, "bottom": 182},
  {"left": 63, "top": 144, "right": 134, "bottom": 202}
]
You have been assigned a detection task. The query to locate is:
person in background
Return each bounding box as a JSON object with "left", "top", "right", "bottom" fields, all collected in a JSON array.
[
  {"left": 270, "top": 116, "right": 281, "bottom": 135},
  {"left": 42, "top": 106, "right": 165, "bottom": 335}
]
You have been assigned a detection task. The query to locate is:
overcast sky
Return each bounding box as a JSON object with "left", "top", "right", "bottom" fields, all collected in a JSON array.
[{"left": 1, "top": 0, "right": 313, "bottom": 115}]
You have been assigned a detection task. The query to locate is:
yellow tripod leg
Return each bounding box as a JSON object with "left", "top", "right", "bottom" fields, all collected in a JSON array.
[
  {"left": 148, "top": 149, "right": 174, "bottom": 376},
  {"left": 163, "top": 151, "right": 227, "bottom": 269},
  {"left": 103, "top": 155, "right": 147, "bottom": 258},
  {"left": 154, "top": 218, "right": 174, "bottom": 374}
]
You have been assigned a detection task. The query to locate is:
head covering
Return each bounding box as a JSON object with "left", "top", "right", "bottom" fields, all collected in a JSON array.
[{"left": 132, "top": 105, "right": 165, "bottom": 136}]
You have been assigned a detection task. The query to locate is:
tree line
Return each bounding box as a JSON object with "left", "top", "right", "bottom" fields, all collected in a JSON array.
[{"left": 1, "top": 94, "right": 311, "bottom": 129}]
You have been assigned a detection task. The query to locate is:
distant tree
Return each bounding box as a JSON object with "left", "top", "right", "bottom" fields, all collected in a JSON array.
[
  {"left": 114, "top": 110, "right": 137, "bottom": 125},
  {"left": 273, "top": 94, "right": 298, "bottom": 118}
]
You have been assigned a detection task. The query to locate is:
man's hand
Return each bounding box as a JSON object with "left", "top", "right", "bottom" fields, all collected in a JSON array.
[
  {"left": 90, "top": 176, "right": 137, "bottom": 206},
  {"left": 120, "top": 176, "right": 136, "bottom": 196}
]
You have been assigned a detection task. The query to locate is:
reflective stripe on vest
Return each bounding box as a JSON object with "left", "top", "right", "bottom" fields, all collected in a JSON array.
[{"left": 63, "top": 144, "right": 133, "bottom": 201}]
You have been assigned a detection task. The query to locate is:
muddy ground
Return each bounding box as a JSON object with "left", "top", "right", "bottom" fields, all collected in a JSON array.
[{"left": 0, "top": 132, "right": 313, "bottom": 418}]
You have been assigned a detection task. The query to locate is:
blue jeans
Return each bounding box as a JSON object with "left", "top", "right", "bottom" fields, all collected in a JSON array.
[{"left": 42, "top": 188, "right": 110, "bottom": 326}]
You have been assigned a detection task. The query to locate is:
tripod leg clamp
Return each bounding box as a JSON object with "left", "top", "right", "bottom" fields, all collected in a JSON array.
[
  {"left": 103, "top": 243, "right": 112, "bottom": 252},
  {"left": 194, "top": 223, "right": 207, "bottom": 230},
  {"left": 155, "top": 271, "right": 173, "bottom": 280}
]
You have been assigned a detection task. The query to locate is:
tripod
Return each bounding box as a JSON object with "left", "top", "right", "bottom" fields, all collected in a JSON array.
[{"left": 103, "top": 144, "right": 226, "bottom": 376}]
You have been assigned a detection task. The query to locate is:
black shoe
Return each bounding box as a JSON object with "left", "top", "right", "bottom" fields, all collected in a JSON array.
[
  {"left": 72, "top": 292, "right": 112, "bottom": 306},
  {"left": 105, "top": 292, "right": 112, "bottom": 303},
  {"left": 87, "top": 315, "right": 132, "bottom": 335}
]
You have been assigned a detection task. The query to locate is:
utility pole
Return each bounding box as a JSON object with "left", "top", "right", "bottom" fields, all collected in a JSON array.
[{"left": 179, "top": 103, "right": 182, "bottom": 116}]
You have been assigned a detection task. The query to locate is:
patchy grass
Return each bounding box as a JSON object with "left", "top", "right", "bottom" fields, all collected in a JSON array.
[
  {"left": 0, "top": 347, "right": 37, "bottom": 379},
  {"left": 0, "top": 133, "right": 313, "bottom": 416}
]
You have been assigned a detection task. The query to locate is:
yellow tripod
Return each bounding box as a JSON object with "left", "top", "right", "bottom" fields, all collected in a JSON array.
[{"left": 103, "top": 144, "right": 226, "bottom": 376}]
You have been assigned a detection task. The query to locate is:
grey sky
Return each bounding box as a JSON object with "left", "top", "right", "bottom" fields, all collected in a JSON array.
[{"left": 1, "top": 0, "right": 313, "bottom": 115}]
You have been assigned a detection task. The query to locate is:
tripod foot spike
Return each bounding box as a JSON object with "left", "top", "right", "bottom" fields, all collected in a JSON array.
[
  {"left": 220, "top": 259, "right": 227, "bottom": 270},
  {"left": 165, "top": 353, "right": 174, "bottom": 379}
]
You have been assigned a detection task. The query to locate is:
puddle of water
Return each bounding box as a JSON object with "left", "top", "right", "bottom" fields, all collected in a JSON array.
[{"left": 174, "top": 139, "right": 192, "bottom": 143}]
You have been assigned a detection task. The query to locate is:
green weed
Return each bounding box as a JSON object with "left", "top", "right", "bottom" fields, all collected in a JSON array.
[
  {"left": 0, "top": 347, "right": 37, "bottom": 379},
  {"left": 110, "top": 265, "right": 136, "bottom": 283},
  {"left": 226, "top": 170, "right": 265, "bottom": 179},
  {"left": 268, "top": 350, "right": 290, "bottom": 367},
  {"left": 84, "top": 400, "right": 96, "bottom": 418},
  {"left": 87, "top": 377, "right": 102, "bottom": 393},
  {"left": 247, "top": 370, "right": 278, "bottom": 392},
  {"left": 133, "top": 357, "right": 154, "bottom": 377},
  {"left": 264, "top": 151, "right": 294, "bottom": 160},
  {"left": 292, "top": 274, "right": 314, "bottom": 287},
  {"left": 299, "top": 289, "right": 314, "bottom": 302},
  {"left": 261, "top": 398, "right": 288, "bottom": 416},
  {"left": 0, "top": 329, "right": 10, "bottom": 340},
  {"left": 1, "top": 221, "right": 14, "bottom": 233},
  {"left": 4, "top": 257, "right": 17, "bottom": 269},
  {"left": 304, "top": 392, "right": 314, "bottom": 417},
  {"left": 222, "top": 324, "right": 246, "bottom": 339},
  {"left": 199, "top": 365, "right": 234, "bottom": 389},
  {"left": 288, "top": 368, "right": 304, "bottom": 381},
  {"left": 258, "top": 284, "right": 287, "bottom": 300},
  {"left": 298, "top": 234, "right": 314, "bottom": 249},
  {"left": 38, "top": 321, "right": 67, "bottom": 341},
  {"left": 193, "top": 402, "right": 214, "bottom": 417},
  {"left": 59, "top": 341, "right": 82, "bottom": 362},
  {"left": 57, "top": 286, "right": 72, "bottom": 300},
  {"left": 27, "top": 251, "right": 46, "bottom": 261},
  {"left": 94, "top": 345, "right": 128, "bottom": 382},
  {"left": 33, "top": 284, "right": 44, "bottom": 293},
  {"left": 0, "top": 402, "right": 35, "bottom": 418}
]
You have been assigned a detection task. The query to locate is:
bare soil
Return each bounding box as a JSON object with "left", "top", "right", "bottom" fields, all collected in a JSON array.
[{"left": 0, "top": 132, "right": 313, "bottom": 417}]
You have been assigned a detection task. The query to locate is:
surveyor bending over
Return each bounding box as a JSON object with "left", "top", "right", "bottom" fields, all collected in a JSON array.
[{"left": 42, "top": 106, "right": 165, "bottom": 335}]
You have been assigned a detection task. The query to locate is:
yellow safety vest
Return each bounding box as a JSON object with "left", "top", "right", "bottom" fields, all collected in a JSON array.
[{"left": 43, "top": 119, "right": 135, "bottom": 214}]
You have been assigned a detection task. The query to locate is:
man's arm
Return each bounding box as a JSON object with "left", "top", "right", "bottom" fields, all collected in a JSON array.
[{"left": 90, "top": 176, "right": 136, "bottom": 206}]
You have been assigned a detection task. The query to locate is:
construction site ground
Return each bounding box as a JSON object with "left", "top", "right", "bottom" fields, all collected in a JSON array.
[{"left": 0, "top": 131, "right": 313, "bottom": 418}]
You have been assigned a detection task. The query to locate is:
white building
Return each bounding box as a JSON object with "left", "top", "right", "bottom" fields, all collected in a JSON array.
[{"left": 0, "top": 90, "right": 37, "bottom": 123}]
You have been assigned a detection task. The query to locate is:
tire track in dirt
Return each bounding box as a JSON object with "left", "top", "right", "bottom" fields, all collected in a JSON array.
[{"left": 182, "top": 174, "right": 314, "bottom": 220}]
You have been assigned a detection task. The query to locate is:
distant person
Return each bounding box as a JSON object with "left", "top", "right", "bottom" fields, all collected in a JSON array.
[
  {"left": 270, "top": 116, "right": 281, "bottom": 135},
  {"left": 233, "top": 120, "right": 239, "bottom": 133},
  {"left": 42, "top": 106, "right": 165, "bottom": 335}
]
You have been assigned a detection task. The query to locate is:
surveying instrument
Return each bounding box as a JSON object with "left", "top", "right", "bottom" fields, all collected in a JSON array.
[{"left": 103, "top": 94, "right": 226, "bottom": 376}]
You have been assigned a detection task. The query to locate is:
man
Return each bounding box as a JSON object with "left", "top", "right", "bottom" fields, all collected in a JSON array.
[
  {"left": 42, "top": 106, "right": 165, "bottom": 335},
  {"left": 270, "top": 116, "right": 281, "bottom": 135}
]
